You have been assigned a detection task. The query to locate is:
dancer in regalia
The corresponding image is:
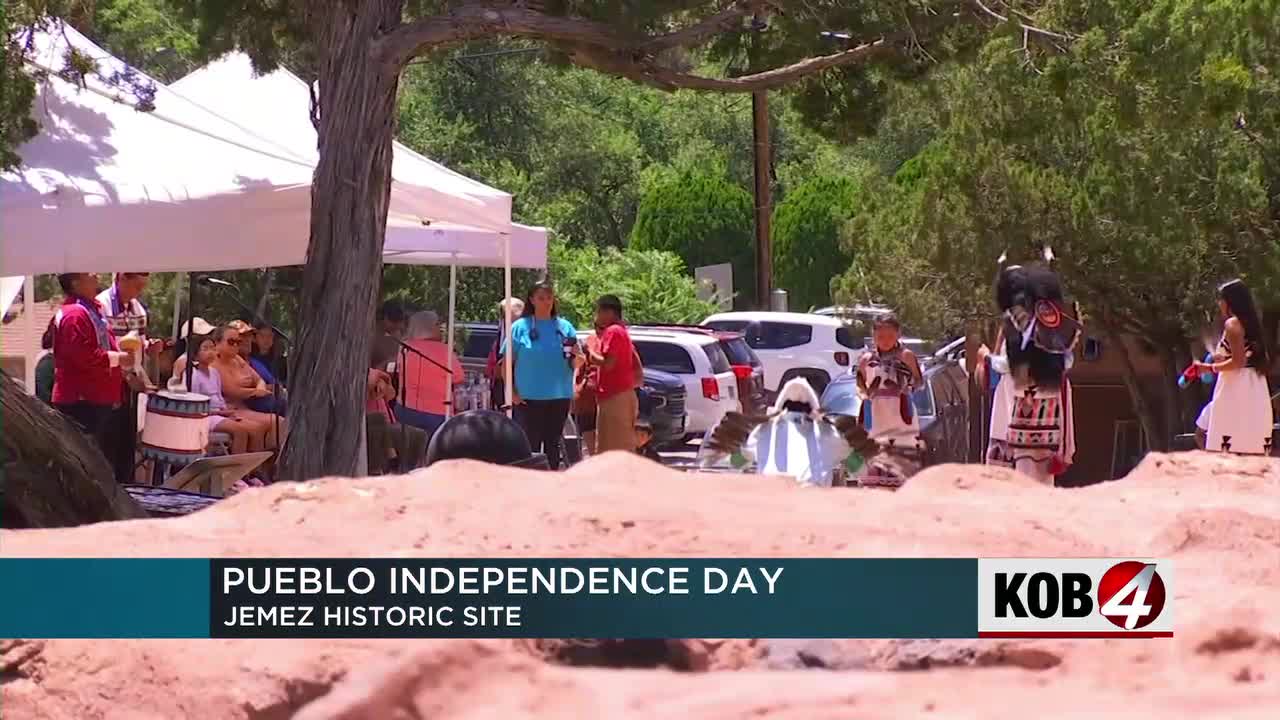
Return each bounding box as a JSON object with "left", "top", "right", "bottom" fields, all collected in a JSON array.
[
  {"left": 1199, "top": 279, "right": 1273, "bottom": 456},
  {"left": 993, "top": 250, "right": 1082, "bottom": 485},
  {"left": 854, "top": 315, "right": 926, "bottom": 487},
  {"left": 695, "top": 377, "right": 899, "bottom": 487}
]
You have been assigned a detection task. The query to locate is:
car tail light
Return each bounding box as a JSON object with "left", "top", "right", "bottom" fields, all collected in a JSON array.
[
  {"left": 701, "top": 377, "right": 721, "bottom": 401},
  {"left": 731, "top": 365, "right": 753, "bottom": 380},
  {"left": 835, "top": 351, "right": 850, "bottom": 366}
]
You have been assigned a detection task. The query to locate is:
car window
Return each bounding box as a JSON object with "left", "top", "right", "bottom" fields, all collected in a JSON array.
[
  {"left": 702, "top": 342, "right": 732, "bottom": 374},
  {"left": 820, "top": 379, "right": 861, "bottom": 417},
  {"left": 835, "top": 326, "right": 865, "bottom": 350},
  {"left": 943, "top": 365, "right": 968, "bottom": 405},
  {"left": 634, "top": 340, "right": 696, "bottom": 374},
  {"left": 719, "top": 338, "right": 759, "bottom": 367},
  {"left": 757, "top": 322, "right": 812, "bottom": 349},
  {"left": 461, "top": 328, "right": 497, "bottom": 359},
  {"left": 705, "top": 320, "right": 749, "bottom": 335},
  {"left": 912, "top": 384, "right": 935, "bottom": 417},
  {"left": 708, "top": 321, "right": 814, "bottom": 350}
]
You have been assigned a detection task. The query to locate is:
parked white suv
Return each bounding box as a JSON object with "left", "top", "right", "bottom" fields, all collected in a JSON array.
[
  {"left": 618, "top": 328, "right": 740, "bottom": 437},
  {"left": 702, "top": 311, "right": 862, "bottom": 396}
]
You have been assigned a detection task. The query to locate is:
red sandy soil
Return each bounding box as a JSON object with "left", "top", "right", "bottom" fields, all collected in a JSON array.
[{"left": 2, "top": 451, "right": 1278, "bottom": 719}]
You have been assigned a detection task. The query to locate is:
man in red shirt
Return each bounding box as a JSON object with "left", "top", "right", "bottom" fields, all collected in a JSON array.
[
  {"left": 51, "top": 273, "right": 136, "bottom": 475},
  {"left": 586, "top": 294, "right": 639, "bottom": 454}
]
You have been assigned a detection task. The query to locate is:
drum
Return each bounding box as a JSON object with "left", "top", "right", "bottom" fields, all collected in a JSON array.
[{"left": 139, "top": 391, "right": 211, "bottom": 467}]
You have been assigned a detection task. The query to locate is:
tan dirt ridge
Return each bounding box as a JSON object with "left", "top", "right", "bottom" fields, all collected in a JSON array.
[{"left": 2, "top": 451, "right": 1278, "bottom": 719}]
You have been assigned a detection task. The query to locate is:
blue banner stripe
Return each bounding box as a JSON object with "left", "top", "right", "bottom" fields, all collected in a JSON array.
[
  {"left": 0, "top": 559, "right": 210, "bottom": 638},
  {"left": 0, "top": 558, "right": 977, "bottom": 639}
]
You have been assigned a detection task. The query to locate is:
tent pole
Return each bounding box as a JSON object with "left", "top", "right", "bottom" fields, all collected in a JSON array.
[
  {"left": 184, "top": 272, "right": 196, "bottom": 391},
  {"left": 503, "top": 235, "right": 513, "bottom": 417},
  {"left": 23, "top": 276, "right": 36, "bottom": 395},
  {"left": 446, "top": 261, "right": 457, "bottom": 418},
  {"left": 171, "top": 273, "right": 184, "bottom": 341}
]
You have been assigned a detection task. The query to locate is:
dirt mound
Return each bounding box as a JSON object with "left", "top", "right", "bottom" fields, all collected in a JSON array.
[
  {"left": 3, "top": 451, "right": 1280, "bottom": 718},
  {"left": 1151, "top": 508, "right": 1280, "bottom": 557},
  {"left": 897, "top": 461, "right": 1050, "bottom": 494}
]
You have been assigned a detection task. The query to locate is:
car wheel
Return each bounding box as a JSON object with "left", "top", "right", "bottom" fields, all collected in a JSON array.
[{"left": 779, "top": 369, "right": 831, "bottom": 397}]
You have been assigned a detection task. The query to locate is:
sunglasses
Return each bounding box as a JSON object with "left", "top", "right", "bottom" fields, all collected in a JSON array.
[{"left": 223, "top": 338, "right": 242, "bottom": 347}]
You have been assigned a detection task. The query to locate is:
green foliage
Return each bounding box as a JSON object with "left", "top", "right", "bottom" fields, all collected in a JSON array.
[
  {"left": 837, "top": 0, "right": 1280, "bottom": 446},
  {"left": 547, "top": 240, "right": 718, "bottom": 327},
  {"left": 630, "top": 162, "right": 755, "bottom": 307},
  {"left": 379, "top": 264, "right": 541, "bottom": 326},
  {"left": 1, "top": 2, "right": 38, "bottom": 170},
  {"left": 88, "top": 0, "right": 201, "bottom": 81},
  {"left": 771, "top": 173, "right": 861, "bottom": 311}
]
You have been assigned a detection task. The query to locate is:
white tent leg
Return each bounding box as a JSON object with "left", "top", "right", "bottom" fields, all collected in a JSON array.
[
  {"left": 23, "top": 277, "right": 36, "bottom": 395},
  {"left": 446, "top": 261, "right": 457, "bottom": 417},
  {"left": 171, "top": 273, "right": 185, "bottom": 340},
  {"left": 503, "top": 234, "right": 513, "bottom": 417}
]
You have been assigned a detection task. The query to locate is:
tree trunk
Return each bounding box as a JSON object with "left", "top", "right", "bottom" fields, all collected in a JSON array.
[
  {"left": 1, "top": 373, "right": 147, "bottom": 528},
  {"left": 278, "top": 0, "right": 406, "bottom": 481},
  {"left": 1106, "top": 327, "right": 1168, "bottom": 452},
  {"left": 254, "top": 268, "right": 276, "bottom": 321},
  {"left": 1162, "top": 343, "right": 1191, "bottom": 439}
]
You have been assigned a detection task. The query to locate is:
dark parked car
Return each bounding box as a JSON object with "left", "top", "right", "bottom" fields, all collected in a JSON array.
[
  {"left": 819, "top": 359, "right": 969, "bottom": 468},
  {"left": 636, "top": 367, "right": 687, "bottom": 448},
  {"left": 458, "top": 323, "right": 688, "bottom": 448}
]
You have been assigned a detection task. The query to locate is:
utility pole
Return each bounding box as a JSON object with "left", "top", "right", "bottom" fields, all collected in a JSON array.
[
  {"left": 750, "top": 14, "right": 773, "bottom": 308},
  {"left": 752, "top": 90, "right": 772, "bottom": 309}
]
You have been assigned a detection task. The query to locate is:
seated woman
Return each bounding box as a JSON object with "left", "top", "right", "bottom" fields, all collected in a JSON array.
[
  {"left": 242, "top": 318, "right": 288, "bottom": 416},
  {"left": 187, "top": 335, "right": 263, "bottom": 455},
  {"left": 217, "top": 319, "right": 286, "bottom": 417},
  {"left": 395, "top": 311, "right": 464, "bottom": 437},
  {"left": 366, "top": 367, "right": 429, "bottom": 474},
  {"left": 210, "top": 324, "right": 286, "bottom": 450}
]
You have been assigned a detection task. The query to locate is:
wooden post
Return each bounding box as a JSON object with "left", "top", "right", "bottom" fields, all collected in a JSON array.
[
  {"left": 965, "top": 320, "right": 986, "bottom": 463},
  {"left": 751, "top": 90, "right": 772, "bottom": 308}
]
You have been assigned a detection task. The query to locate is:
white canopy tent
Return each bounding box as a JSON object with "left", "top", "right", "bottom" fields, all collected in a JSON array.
[
  {"left": 170, "top": 52, "right": 548, "bottom": 413},
  {"left": 1, "top": 27, "right": 543, "bottom": 273},
  {"left": 2, "top": 27, "right": 542, "bottom": 415},
  {"left": 0, "top": 28, "right": 317, "bottom": 275},
  {"left": 170, "top": 52, "right": 515, "bottom": 235}
]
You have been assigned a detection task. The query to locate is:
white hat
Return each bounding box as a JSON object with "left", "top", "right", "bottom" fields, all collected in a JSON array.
[
  {"left": 499, "top": 297, "right": 524, "bottom": 314},
  {"left": 180, "top": 317, "right": 215, "bottom": 338}
]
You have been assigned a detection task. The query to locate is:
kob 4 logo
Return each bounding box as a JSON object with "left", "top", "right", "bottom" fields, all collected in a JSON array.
[{"left": 979, "top": 559, "right": 1172, "bottom": 638}]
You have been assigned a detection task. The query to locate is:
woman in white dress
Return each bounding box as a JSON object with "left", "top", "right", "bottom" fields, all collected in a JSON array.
[{"left": 1199, "top": 279, "right": 1273, "bottom": 456}]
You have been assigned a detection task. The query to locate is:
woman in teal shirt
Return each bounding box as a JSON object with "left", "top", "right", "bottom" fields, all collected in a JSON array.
[{"left": 502, "top": 281, "right": 579, "bottom": 469}]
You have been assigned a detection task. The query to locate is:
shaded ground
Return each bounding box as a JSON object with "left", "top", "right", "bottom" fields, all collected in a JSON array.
[{"left": 2, "top": 451, "right": 1278, "bottom": 719}]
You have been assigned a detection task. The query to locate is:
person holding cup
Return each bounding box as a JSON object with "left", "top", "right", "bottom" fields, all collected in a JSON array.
[
  {"left": 50, "top": 273, "right": 137, "bottom": 481},
  {"left": 501, "top": 280, "right": 579, "bottom": 470}
]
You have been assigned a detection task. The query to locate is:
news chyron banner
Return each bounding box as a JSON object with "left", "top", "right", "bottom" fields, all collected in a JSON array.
[{"left": 0, "top": 558, "right": 1173, "bottom": 639}]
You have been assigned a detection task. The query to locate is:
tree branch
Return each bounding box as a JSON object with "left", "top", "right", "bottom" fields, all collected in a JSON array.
[
  {"left": 640, "top": 0, "right": 776, "bottom": 52},
  {"left": 378, "top": 5, "right": 629, "bottom": 69},
  {"left": 566, "top": 31, "right": 924, "bottom": 92},
  {"left": 379, "top": 2, "right": 973, "bottom": 93},
  {"left": 969, "top": 0, "right": 1075, "bottom": 42}
]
